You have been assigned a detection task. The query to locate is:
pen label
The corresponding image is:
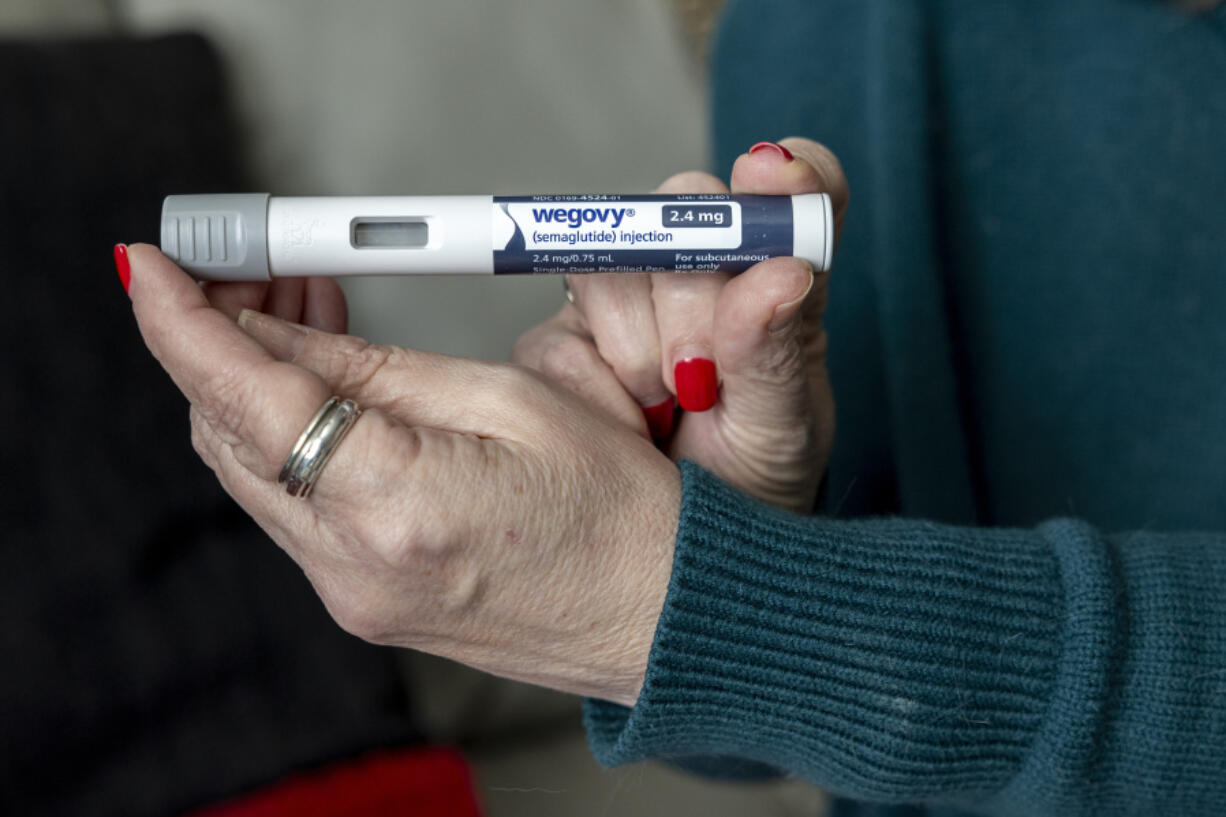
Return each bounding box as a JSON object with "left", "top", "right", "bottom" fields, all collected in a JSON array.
[{"left": 491, "top": 194, "right": 792, "bottom": 274}]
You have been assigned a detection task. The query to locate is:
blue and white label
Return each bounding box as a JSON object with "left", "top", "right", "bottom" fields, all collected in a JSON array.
[{"left": 491, "top": 194, "right": 794, "bottom": 274}]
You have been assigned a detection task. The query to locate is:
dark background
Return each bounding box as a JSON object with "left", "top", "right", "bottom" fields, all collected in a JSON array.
[{"left": 0, "top": 34, "right": 421, "bottom": 817}]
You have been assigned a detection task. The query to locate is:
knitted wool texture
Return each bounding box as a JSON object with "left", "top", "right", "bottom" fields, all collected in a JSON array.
[{"left": 585, "top": 2, "right": 1226, "bottom": 815}]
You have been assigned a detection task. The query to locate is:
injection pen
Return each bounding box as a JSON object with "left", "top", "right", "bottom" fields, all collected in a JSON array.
[{"left": 160, "top": 193, "right": 833, "bottom": 281}]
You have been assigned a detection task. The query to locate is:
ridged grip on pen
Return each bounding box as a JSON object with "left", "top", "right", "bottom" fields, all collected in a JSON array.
[{"left": 160, "top": 193, "right": 271, "bottom": 281}]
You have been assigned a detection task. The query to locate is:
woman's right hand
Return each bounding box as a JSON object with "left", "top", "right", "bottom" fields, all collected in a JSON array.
[{"left": 513, "top": 138, "right": 848, "bottom": 512}]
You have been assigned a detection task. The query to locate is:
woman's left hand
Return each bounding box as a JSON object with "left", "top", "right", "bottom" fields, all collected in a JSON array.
[
  {"left": 513, "top": 138, "right": 848, "bottom": 513},
  {"left": 126, "top": 244, "right": 681, "bottom": 707}
]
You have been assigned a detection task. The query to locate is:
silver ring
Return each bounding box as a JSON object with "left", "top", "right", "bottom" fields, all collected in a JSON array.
[
  {"left": 278, "top": 396, "right": 362, "bottom": 498},
  {"left": 562, "top": 275, "right": 576, "bottom": 305}
]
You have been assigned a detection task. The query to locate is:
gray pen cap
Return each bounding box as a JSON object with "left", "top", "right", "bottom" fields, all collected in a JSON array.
[{"left": 161, "top": 193, "right": 271, "bottom": 281}]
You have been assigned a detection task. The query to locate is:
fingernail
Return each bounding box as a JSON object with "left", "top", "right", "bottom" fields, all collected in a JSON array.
[
  {"left": 113, "top": 244, "right": 130, "bottom": 295},
  {"left": 749, "top": 141, "right": 794, "bottom": 162},
  {"left": 674, "top": 358, "right": 718, "bottom": 412},
  {"left": 642, "top": 396, "right": 676, "bottom": 439},
  {"left": 768, "top": 265, "right": 815, "bottom": 333},
  {"left": 237, "top": 308, "right": 307, "bottom": 360}
]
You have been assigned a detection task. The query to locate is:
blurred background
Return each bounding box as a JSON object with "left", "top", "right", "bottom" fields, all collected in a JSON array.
[
  {"left": 8, "top": 0, "right": 716, "bottom": 358},
  {"left": 0, "top": 1, "right": 823, "bottom": 815},
  {"left": 122, "top": 0, "right": 712, "bottom": 359}
]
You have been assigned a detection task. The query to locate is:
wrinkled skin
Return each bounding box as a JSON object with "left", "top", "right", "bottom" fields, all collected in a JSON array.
[
  {"left": 125, "top": 137, "right": 846, "bottom": 706},
  {"left": 514, "top": 138, "right": 847, "bottom": 512}
]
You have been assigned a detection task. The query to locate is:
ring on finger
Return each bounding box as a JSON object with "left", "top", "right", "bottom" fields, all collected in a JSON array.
[{"left": 278, "top": 396, "right": 362, "bottom": 498}]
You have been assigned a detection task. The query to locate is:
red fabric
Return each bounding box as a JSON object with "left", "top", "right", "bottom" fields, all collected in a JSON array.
[{"left": 185, "top": 746, "right": 482, "bottom": 817}]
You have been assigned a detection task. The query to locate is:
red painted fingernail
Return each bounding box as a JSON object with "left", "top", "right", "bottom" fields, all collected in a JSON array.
[
  {"left": 642, "top": 396, "right": 676, "bottom": 440},
  {"left": 749, "top": 141, "right": 794, "bottom": 161},
  {"left": 674, "top": 358, "right": 718, "bottom": 412},
  {"left": 113, "top": 244, "right": 131, "bottom": 295}
]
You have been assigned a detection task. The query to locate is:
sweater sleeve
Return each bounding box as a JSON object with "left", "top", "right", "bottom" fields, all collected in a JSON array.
[{"left": 584, "top": 462, "right": 1226, "bottom": 816}]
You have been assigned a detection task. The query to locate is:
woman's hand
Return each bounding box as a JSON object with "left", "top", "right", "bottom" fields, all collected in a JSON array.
[
  {"left": 126, "top": 245, "right": 680, "bottom": 707},
  {"left": 513, "top": 139, "right": 848, "bottom": 513},
  {"left": 200, "top": 272, "right": 350, "bottom": 335}
]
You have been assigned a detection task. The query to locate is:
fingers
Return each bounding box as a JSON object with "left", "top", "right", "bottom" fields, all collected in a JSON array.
[
  {"left": 648, "top": 171, "right": 731, "bottom": 413},
  {"left": 713, "top": 256, "right": 818, "bottom": 419},
  {"left": 203, "top": 280, "right": 274, "bottom": 320},
  {"left": 304, "top": 276, "right": 348, "bottom": 334},
  {"left": 131, "top": 243, "right": 490, "bottom": 573},
  {"left": 724, "top": 137, "right": 839, "bottom": 351},
  {"left": 564, "top": 272, "right": 668, "bottom": 411},
  {"left": 512, "top": 307, "right": 648, "bottom": 434},
  {"left": 650, "top": 144, "right": 844, "bottom": 417},
  {"left": 718, "top": 139, "right": 842, "bottom": 417},
  {"left": 265, "top": 277, "right": 306, "bottom": 323},
  {"left": 233, "top": 307, "right": 554, "bottom": 442},
  {"left": 128, "top": 244, "right": 333, "bottom": 484},
  {"left": 668, "top": 138, "right": 839, "bottom": 510},
  {"left": 547, "top": 146, "right": 842, "bottom": 424},
  {"left": 204, "top": 276, "right": 348, "bottom": 333},
  {"left": 731, "top": 137, "right": 849, "bottom": 236},
  {"left": 557, "top": 168, "right": 732, "bottom": 428},
  {"left": 667, "top": 255, "right": 831, "bottom": 512}
]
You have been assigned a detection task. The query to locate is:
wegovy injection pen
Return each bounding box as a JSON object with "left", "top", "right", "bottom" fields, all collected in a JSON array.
[{"left": 160, "top": 193, "right": 833, "bottom": 281}]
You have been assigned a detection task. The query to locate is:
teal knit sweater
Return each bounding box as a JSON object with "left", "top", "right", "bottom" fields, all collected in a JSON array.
[{"left": 583, "top": 1, "right": 1226, "bottom": 815}]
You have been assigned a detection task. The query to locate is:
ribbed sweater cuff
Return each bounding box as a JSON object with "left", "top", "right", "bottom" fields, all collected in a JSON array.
[{"left": 584, "top": 462, "right": 1063, "bottom": 801}]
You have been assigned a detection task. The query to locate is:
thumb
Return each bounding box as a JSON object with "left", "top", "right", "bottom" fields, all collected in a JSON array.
[
  {"left": 713, "top": 256, "right": 818, "bottom": 421},
  {"left": 701, "top": 255, "right": 831, "bottom": 512}
]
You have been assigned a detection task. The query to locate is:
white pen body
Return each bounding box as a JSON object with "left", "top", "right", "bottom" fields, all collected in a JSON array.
[
  {"left": 161, "top": 193, "right": 834, "bottom": 280},
  {"left": 268, "top": 195, "right": 494, "bottom": 277}
]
